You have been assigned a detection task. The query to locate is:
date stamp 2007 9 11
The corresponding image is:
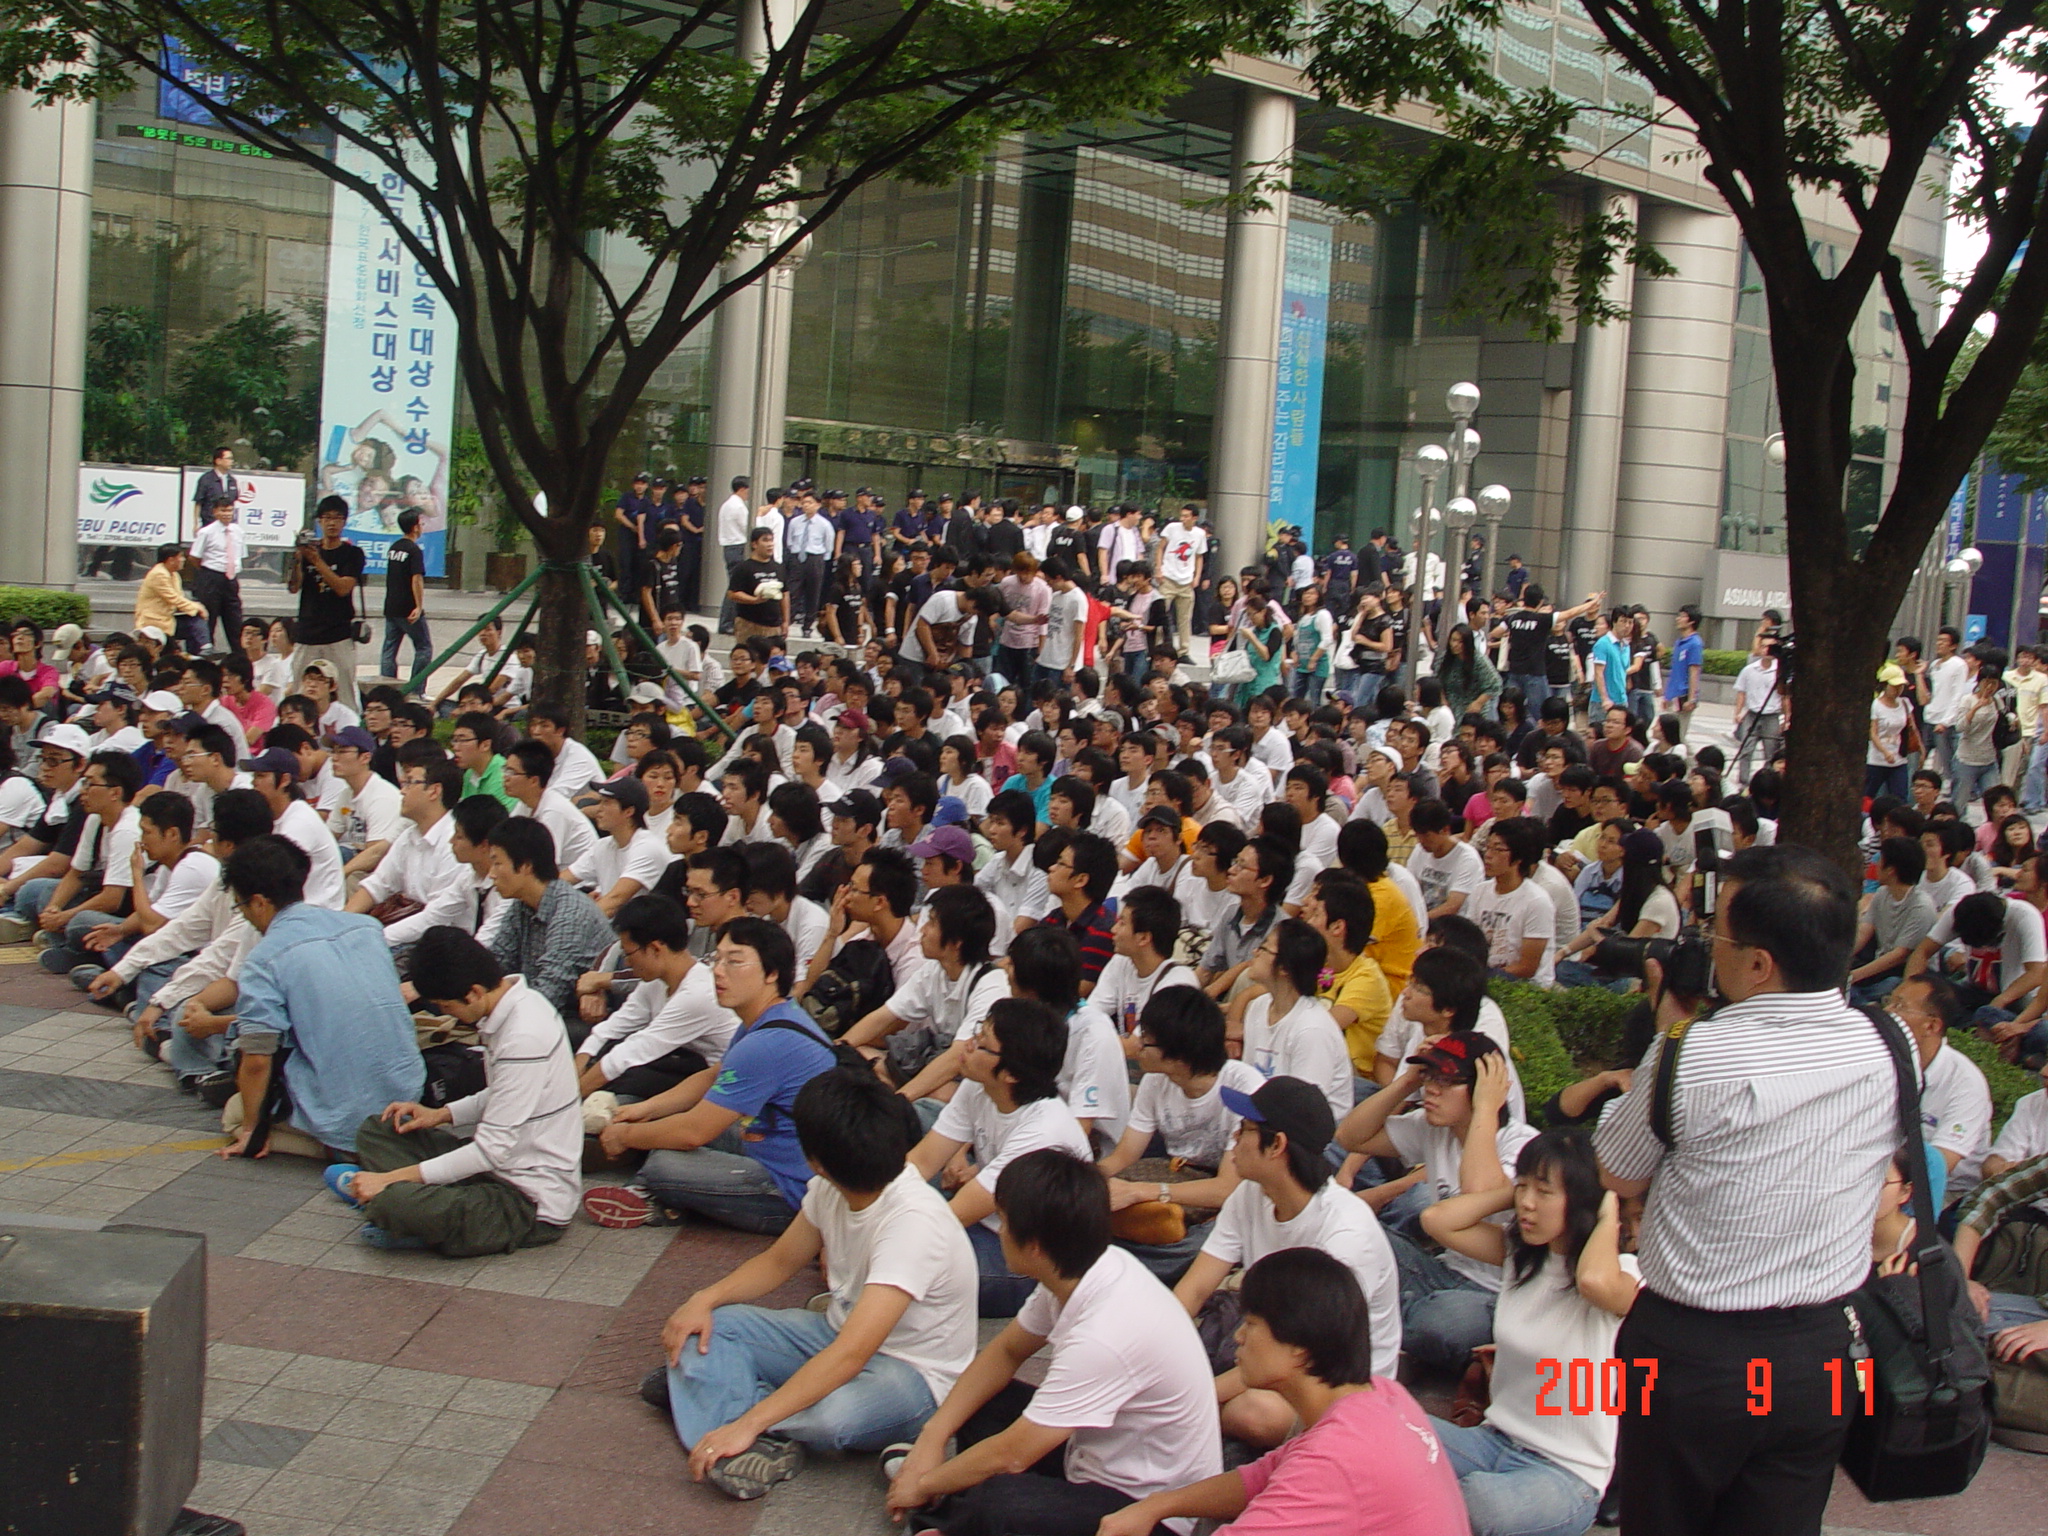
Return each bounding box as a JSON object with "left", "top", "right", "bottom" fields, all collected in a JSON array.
[{"left": 1534, "top": 1357, "right": 1874, "bottom": 1417}]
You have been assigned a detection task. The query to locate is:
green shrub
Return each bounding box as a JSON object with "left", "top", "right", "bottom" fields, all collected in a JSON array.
[
  {"left": 0, "top": 587, "right": 89, "bottom": 631},
  {"left": 1491, "top": 980, "right": 1580, "bottom": 1115},
  {"left": 1702, "top": 648, "right": 1747, "bottom": 676}
]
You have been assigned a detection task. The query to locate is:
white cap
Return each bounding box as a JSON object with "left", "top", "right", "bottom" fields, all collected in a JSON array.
[
  {"left": 628, "top": 682, "right": 668, "bottom": 705},
  {"left": 585, "top": 630, "right": 602, "bottom": 647},
  {"left": 137, "top": 625, "right": 168, "bottom": 643},
  {"left": 50, "top": 623, "right": 83, "bottom": 652},
  {"left": 141, "top": 690, "right": 184, "bottom": 713},
  {"left": 35, "top": 722, "right": 92, "bottom": 759},
  {"left": 1064, "top": 506, "right": 1084, "bottom": 522}
]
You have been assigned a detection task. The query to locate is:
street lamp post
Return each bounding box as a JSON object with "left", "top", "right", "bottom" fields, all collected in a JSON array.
[
  {"left": 1405, "top": 443, "right": 1447, "bottom": 694},
  {"left": 1476, "top": 483, "right": 1513, "bottom": 599}
]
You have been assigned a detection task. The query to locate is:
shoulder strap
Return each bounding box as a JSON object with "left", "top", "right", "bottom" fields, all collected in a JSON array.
[
  {"left": 1648, "top": 1014, "right": 1693, "bottom": 1149},
  {"left": 1852, "top": 1002, "right": 1960, "bottom": 1370}
]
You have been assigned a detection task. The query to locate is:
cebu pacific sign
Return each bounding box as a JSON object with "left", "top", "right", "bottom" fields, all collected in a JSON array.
[{"left": 76, "top": 465, "right": 183, "bottom": 546}]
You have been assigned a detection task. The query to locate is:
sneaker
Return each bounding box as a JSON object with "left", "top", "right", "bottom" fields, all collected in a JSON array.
[
  {"left": 705, "top": 1434, "right": 804, "bottom": 1501},
  {"left": 639, "top": 1365, "right": 670, "bottom": 1409},
  {"left": 0, "top": 914, "right": 31, "bottom": 943},
  {"left": 323, "top": 1163, "right": 366, "bottom": 1207},
  {"left": 879, "top": 1442, "right": 915, "bottom": 1484},
  {"left": 581, "top": 1184, "right": 683, "bottom": 1229},
  {"left": 582, "top": 1090, "right": 619, "bottom": 1135},
  {"left": 68, "top": 963, "right": 106, "bottom": 992},
  {"left": 803, "top": 1291, "right": 832, "bottom": 1314},
  {"left": 193, "top": 1071, "right": 238, "bottom": 1109},
  {"left": 357, "top": 1221, "right": 429, "bottom": 1250},
  {"left": 32, "top": 929, "right": 58, "bottom": 952}
]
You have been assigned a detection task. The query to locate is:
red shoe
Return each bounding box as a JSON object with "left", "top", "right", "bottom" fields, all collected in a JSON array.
[{"left": 583, "top": 1184, "right": 661, "bottom": 1228}]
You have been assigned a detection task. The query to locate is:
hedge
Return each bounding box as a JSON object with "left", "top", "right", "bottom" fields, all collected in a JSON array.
[
  {"left": 0, "top": 587, "right": 89, "bottom": 631},
  {"left": 1702, "top": 648, "right": 1748, "bottom": 677},
  {"left": 1510, "top": 981, "right": 2037, "bottom": 1135}
]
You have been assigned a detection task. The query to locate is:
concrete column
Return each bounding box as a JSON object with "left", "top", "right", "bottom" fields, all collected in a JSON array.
[
  {"left": 1611, "top": 202, "right": 1740, "bottom": 617},
  {"left": 1560, "top": 191, "right": 1636, "bottom": 604},
  {"left": 1209, "top": 85, "right": 1295, "bottom": 580},
  {"left": 0, "top": 90, "right": 93, "bottom": 588},
  {"left": 702, "top": 0, "right": 797, "bottom": 611}
]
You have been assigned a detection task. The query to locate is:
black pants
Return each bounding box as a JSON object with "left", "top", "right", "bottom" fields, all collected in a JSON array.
[
  {"left": 1616, "top": 1287, "right": 1854, "bottom": 1536},
  {"left": 919, "top": 1382, "right": 1160, "bottom": 1536},
  {"left": 190, "top": 566, "right": 242, "bottom": 650},
  {"left": 600, "top": 1043, "right": 708, "bottom": 1102}
]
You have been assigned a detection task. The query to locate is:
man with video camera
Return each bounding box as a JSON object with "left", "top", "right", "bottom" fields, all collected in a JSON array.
[
  {"left": 288, "top": 496, "right": 367, "bottom": 709},
  {"left": 1595, "top": 845, "right": 1897, "bottom": 1535}
]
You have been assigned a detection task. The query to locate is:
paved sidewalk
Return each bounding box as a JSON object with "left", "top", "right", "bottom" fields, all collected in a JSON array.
[{"left": 0, "top": 909, "right": 2035, "bottom": 1535}]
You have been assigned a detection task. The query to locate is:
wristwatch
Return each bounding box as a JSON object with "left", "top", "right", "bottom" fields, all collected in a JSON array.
[{"left": 1158, "top": 1183, "right": 1171, "bottom": 1206}]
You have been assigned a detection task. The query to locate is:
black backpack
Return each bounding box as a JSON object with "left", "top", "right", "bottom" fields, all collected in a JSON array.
[{"left": 804, "top": 938, "right": 896, "bottom": 1038}]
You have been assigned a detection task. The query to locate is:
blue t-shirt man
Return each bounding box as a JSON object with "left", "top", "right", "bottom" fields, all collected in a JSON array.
[
  {"left": 700, "top": 1001, "right": 839, "bottom": 1206},
  {"left": 1665, "top": 629, "right": 1705, "bottom": 706},
  {"left": 892, "top": 506, "right": 932, "bottom": 548},
  {"left": 1591, "top": 628, "right": 1633, "bottom": 711}
]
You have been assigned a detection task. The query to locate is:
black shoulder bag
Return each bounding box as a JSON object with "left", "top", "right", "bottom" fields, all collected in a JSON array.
[{"left": 1650, "top": 1004, "right": 1992, "bottom": 1501}]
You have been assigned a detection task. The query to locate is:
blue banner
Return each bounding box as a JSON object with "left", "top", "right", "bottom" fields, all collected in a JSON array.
[
  {"left": 157, "top": 38, "right": 240, "bottom": 127},
  {"left": 316, "top": 138, "right": 455, "bottom": 577},
  {"left": 1266, "top": 222, "right": 1331, "bottom": 548},
  {"left": 1946, "top": 474, "right": 1969, "bottom": 557}
]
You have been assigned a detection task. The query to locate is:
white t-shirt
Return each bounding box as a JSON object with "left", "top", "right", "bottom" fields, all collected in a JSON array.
[
  {"left": 930, "top": 1084, "right": 1092, "bottom": 1231},
  {"left": 1485, "top": 1252, "right": 1642, "bottom": 1493},
  {"left": 520, "top": 788, "right": 600, "bottom": 875},
  {"left": 0, "top": 774, "right": 46, "bottom": 834},
  {"left": 1202, "top": 1180, "right": 1403, "bottom": 1377},
  {"left": 1925, "top": 896, "right": 2047, "bottom": 992},
  {"left": 1528, "top": 858, "right": 1579, "bottom": 950},
  {"left": 1990, "top": 1089, "right": 2048, "bottom": 1167},
  {"left": 148, "top": 850, "right": 220, "bottom": 924},
  {"left": 1240, "top": 994, "right": 1353, "bottom": 1123},
  {"left": 1383, "top": 1111, "right": 1541, "bottom": 1288},
  {"left": 1410, "top": 839, "right": 1484, "bottom": 913},
  {"left": 782, "top": 896, "right": 830, "bottom": 975},
  {"left": 800, "top": 1165, "right": 978, "bottom": 1403},
  {"left": 1921, "top": 1042, "right": 1993, "bottom": 1186},
  {"left": 1870, "top": 696, "right": 1910, "bottom": 765},
  {"left": 274, "top": 798, "right": 346, "bottom": 909},
  {"left": 325, "top": 771, "right": 404, "bottom": 850},
  {"left": 1040, "top": 587, "right": 1089, "bottom": 671},
  {"left": 1126, "top": 1059, "right": 1266, "bottom": 1169},
  {"left": 1386, "top": 860, "right": 1429, "bottom": 931},
  {"left": 1467, "top": 878, "right": 1557, "bottom": 988},
  {"left": 1090, "top": 956, "right": 1199, "bottom": 1040},
  {"left": 549, "top": 737, "right": 605, "bottom": 798},
  {"left": 1170, "top": 865, "right": 1236, "bottom": 936},
  {"left": 900, "top": 591, "right": 968, "bottom": 667},
  {"left": 574, "top": 826, "right": 670, "bottom": 897},
  {"left": 889, "top": 957, "right": 1011, "bottom": 1047},
  {"left": 1922, "top": 867, "right": 1975, "bottom": 915},
  {"left": 1060, "top": 1003, "right": 1131, "bottom": 1140},
  {"left": 1158, "top": 524, "right": 1209, "bottom": 585},
  {"left": 1014, "top": 1247, "right": 1221, "bottom": 1523}
]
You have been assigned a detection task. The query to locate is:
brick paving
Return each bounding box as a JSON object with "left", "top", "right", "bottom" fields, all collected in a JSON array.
[{"left": 0, "top": 943, "right": 2036, "bottom": 1535}]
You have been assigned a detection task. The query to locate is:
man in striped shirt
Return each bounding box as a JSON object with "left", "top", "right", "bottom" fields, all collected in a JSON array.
[
  {"left": 1042, "top": 831, "right": 1120, "bottom": 996},
  {"left": 1595, "top": 844, "right": 1897, "bottom": 1536}
]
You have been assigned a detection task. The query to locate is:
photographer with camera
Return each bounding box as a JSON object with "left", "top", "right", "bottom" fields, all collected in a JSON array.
[
  {"left": 1594, "top": 844, "right": 1898, "bottom": 1535},
  {"left": 288, "top": 496, "right": 367, "bottom": 709},
  {"left": 1730, "top": 633, "right": 1788, "bottom": 787}
]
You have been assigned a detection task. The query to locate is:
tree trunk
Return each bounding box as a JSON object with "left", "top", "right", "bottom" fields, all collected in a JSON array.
[
  {"left": 529, "top": 529, "right": 592, "bottom": 738},
  {"left": 1776, "top": 557, "right": 1894, "bottom": 871}
]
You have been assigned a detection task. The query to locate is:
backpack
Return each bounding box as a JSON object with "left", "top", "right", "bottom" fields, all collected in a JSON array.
[
  {"left": 1993, "top": 687, "right": 2021, "bottom": 757},
  {"left": 751, "top": 1016, "right": 872, "bottom": 1075},
  {"left": 882, "top": 961, "right": 997, "bottom": 1088},
  {"left": 804, "top": 937, "right": 896, "bottom": 1038}
]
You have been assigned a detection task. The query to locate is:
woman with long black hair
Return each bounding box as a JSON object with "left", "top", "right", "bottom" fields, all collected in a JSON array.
[
  {"left": 1434, "top": 622, "right": 1501, "bottom": 720},
  {"left": 1554, "top": 827, "right": 1679, "bottom": 989}
]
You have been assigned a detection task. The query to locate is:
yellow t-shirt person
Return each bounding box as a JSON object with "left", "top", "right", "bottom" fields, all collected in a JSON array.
[{"left": 1322, "top": 949, "right": 1393, "bottom": 1076}]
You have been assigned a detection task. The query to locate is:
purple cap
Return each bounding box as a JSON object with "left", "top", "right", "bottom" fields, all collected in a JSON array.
[
  {"left": 240, "top": 746, "right": 299, "bottom": 777},
  {"left": 326, "top": 725, "right": 376, "bottom": 753},
  {"left": 909, "top": 825, "right": 974, "bottom": 863}
]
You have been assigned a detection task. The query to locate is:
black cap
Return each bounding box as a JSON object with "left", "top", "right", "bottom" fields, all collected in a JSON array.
[
  {"left": 593, "top": 776, "right": 650, "bottom": 813},
  {"left": 1220, "top": 1076, "right": 1335, "bottom": 1154},
  {"left": 631, "top": 471, "right": 650, "bottom": 483}
]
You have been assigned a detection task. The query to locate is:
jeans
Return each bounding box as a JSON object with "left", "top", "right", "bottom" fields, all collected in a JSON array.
[
  {"left": 1974, "top": 1004, "right": 2048, "bottom": 1059},
  {"left": 1350, "top": 671, "right": 1386, "bottom": 710},
  {"left": 5, "top": 875, "right": 61, "bottom": 924},
  {"left": 1862, "top": 762, "right": 1909, "bottom": 802},
  {"left": 1113, "top": 1219, "right": 1213, "bottom": 1285},
  {"left": 1986, "top": 1290, "right": 2048, "bottom": 1334},
  {"left": 1291, "top": 670, "right": 1329, "bottom": 705},
  {"left": 1847, "top": 974, "right": 1902, "bottom": 1007},
  {"left": 717, "top": 543, "right": 745, "bottom": 631},
  {"left": 663, "top": 1304, "right": 937, "bottom": 1453},
  {"left": 1930, "top": 724, "right": 1958, "bottom": 782},
  {"left": 1732, "top": 711, "right": 1783, "bottom": 784},
  {"left": 39, "top": 911, "right": 130, "bottom": 977},
  {"left": 380, "top": 615, "right": 434, "bottom": 688},
  {"left": 1433, "top": 1420, "right": 1603, "bottom": 1536},
  {"left": 968, "top": 1220, "right": 1040, "bottom": 1317},
  {"left": 1628, "top": 688, "right": 1655, "bottom": 727},
  {"left": 1387, "top": 1229, "right": 1495, "bottom": 1370},
  {"left": 163, "top": 998, "right": 231, "bottom": 1078},
  {"left": 2023, "top": 739, "right": 2048, "bottom": 812},
  {"left": 639, "top": 1124, "right": 797, "bottom": 1235},
  {"left": 1505, "top": 673, "right": 1548, "bottom": 710},
  {"left": 919, "top": 1381, "right": 1141, "bottom": 1536},
  {"left": 1952, "top": 755, "right": 2000, "bottom": 809}
]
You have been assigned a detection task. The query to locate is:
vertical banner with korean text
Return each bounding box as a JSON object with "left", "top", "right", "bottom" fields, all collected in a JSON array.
[
  {"left": 317, "top": 138, "right": 455, "bottom": 577},
  {"left": 1266, "top": 221, "right": 1331, "bottom": 549}
]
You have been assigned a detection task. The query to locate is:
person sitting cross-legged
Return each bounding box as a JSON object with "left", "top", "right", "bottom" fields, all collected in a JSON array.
[
  {"left": 587, "top": 917, "right": 839, "bottom": 1234},
  {"left": 907, "top": 997, "right": 1092, "bottom": 1316},
  {"left": 1092, "top": 1248, "right": 1472, "bottom": 1536},
  {"left": 1422, "top": 1128, "right": 1639, "bottom": 1536},
  {"left": 649, "top": 1067, "right": 976, "bottom": 1501},
  {"left": 326, "top": 927, "right": 582, "bottom": 1254},
  {"left": 884, "top": 1148, "right": 1222, "bottom": 1536},
  {"left": 1171, "top": 1075, "right": 1403, "bottom": 1448}
]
